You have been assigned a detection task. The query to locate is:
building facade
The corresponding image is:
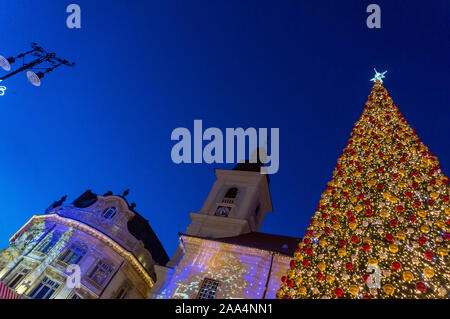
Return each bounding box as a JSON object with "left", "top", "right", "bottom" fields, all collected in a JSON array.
[
  {"left": 0, "top": 191, "right": 168, "bottom": 299},
  {"left": 0, "top": 160, "right": 298, "bottom": 299}
]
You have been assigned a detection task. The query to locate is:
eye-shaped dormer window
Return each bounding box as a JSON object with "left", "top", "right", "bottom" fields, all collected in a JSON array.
[{"left": 102, "top": 207, "right": 117, "bottom": 220}]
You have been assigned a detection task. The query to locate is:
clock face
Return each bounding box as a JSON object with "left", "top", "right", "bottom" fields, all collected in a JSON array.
[{"left": 215, "top": 206, "right": 230, "bottom": 217}]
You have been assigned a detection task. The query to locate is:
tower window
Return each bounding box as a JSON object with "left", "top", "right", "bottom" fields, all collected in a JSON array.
[
  {"left": 222, "top": 187, "right": 238, "bottom": 204},
  {"left": 224, "top": 187, "right": 238, "bottom": 199},
  {"left": 197, "top": 278, "right": 219, "bottom": 299},
  {"left": 102, "top": 207, "right": 117, "bottom": 219}
]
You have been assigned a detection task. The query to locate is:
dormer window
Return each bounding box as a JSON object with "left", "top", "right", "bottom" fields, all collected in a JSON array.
[
  {"left": 222, "top": 187, "right": 238, "bottom": 204},
  {"left": 102, "top": 207, "right": 117, "bottom": 219}
]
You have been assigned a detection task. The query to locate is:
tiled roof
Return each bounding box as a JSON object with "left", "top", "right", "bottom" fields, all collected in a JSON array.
[{"left": 183, "top": 232, "right": 301, "bottom": 256}]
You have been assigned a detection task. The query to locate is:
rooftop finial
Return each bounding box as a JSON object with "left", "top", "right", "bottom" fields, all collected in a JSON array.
[{"left": 370, "top": 68, "right": 387, "bottom": 83}]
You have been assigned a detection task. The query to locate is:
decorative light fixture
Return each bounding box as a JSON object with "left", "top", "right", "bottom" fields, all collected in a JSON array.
[
  {"left": 0, "top": 55, "right": 15, "bottom": 71},
  {"left": 0, "top": 43, "right": 75, "bottom": 88}
]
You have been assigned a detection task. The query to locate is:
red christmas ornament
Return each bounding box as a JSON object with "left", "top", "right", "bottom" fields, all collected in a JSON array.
[
  {"left": 363, "top": 274, "right": 370, "bottom": 282},
  {"left": 418, "top": 237, "right": 427, "bottom": 245},
  {"left": 385, "top": 234, "right": 394, "bottom": 242},
  {"left": 316, "top": 273, "right": 324, "bottom": 281},
  {"left": 282, "top": 295, "right": 291, "bottom": 299},
  {"left": 391, "top": 261, "right": 402, "bottom": 270},
  {"left": 366, "top": 209, "right": 373, "bottom": 216},
  {"left": 287, "top": 280, "right": 294, "bottom": 288},
  {"left": 345, "top": 262, "right": 354, "bottom": 270},
  {"left": 334, "top": 288, "right": 344, "bottom": 298},
  {"left": 424, "top": 251, "right": 434, "bottom": 260},
  {"left": 290, "top": 260, "right": 296, "bottom": 268},
  {"left": 351, "top": 235, "right": 359, "bottom": 243},
  {"left": 302, "top": 260, "right": 310, "bottom": 267},
  {"left": 409, "top": 215, "right": 417, "bottom": 223},
  {"left": 390, "top": 219, "right": 398, "bottom": 227},
  {"left": 362, "top": 242, "right": 371, "bottom": 251},
  {"left": 281, "top": 276, "right": 287, "bottom": 283},
  {"left": 415, "top": 282, "right": 427, "bottom": 293},
  {"left": 377, "top": 184, "right": 384, "bottom": 190},
  {"left": 338, "top": 240, "right": 347, "bottom": 247},
  {"left": 413, "top": 200, "right": 421, "bottom": 207},
  {"left": 405, "top": 191, "right": 412, "bottom": 198},
  {"left": 396, "top": 205, "right": 404, "bottom": 213}
]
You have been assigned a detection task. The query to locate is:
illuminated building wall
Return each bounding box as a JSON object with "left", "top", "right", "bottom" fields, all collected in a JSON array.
[
  {"left": 150, "top": 235, "right": 294, "bottom": 299},
  {"left": 0, "top": 191, "right": 168, "bottom": 299}
]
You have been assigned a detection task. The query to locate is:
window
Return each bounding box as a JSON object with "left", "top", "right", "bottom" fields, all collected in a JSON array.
[
  {"left": 59, "top": 244, "right": 87, "bottom": 265},
  {"left": 102, "top": 207, "right": 117, "bottom": 219},
  {"left": 197, "top": 278, "right": 219, "bottom": 299},
  {"left": 222, "top": 187, "right": 238, "bottom": 204},
  {"left": 36, "top": 236, "right": 57, "bottom": 254},
  {"left": 224, "top": 188, "right": 238, "bottom": 199},
  {"left": 71, "top": 293, "right": 82, "bottom": 300},
  {"left": 114, "top": 284, "right": 130, "bottom": 299},
  {"left": 28, "top": 276, "right": 61, "bottom": 299},
  {"left": 7, "top": 268, "right": 30, "bottom": 289},
  {"left": 88, "top": 260, "right": 113, "bottom": 287}
]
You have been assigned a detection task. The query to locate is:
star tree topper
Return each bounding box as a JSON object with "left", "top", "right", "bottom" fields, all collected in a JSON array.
[{"left": 370, "top": 68, "right": 388, "bottom": 83}]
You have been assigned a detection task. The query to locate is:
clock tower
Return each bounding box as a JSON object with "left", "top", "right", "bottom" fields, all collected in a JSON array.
[{"left": 185, "top": 159, "right": 273, "bottom": 239}]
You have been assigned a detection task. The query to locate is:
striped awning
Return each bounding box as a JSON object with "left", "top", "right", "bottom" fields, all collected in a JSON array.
[{"left": 0, "top": 281, "right": 20, "bottom": 299}]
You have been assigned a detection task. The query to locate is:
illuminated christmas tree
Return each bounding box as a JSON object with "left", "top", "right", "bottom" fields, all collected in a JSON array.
[{"left": 278, "top": 71, "right": 449, "bottom": 299}]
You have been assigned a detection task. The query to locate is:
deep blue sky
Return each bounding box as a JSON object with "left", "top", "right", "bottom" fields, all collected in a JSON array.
[{"left": 0, "top": 1, "right": 449, "bottom": 256}]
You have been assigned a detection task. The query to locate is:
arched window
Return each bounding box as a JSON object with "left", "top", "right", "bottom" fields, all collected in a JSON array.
[
  {"left": 224, "top": 188, "right": 238, "bottom": 199},
  {"left": 102, "top": 207, "right": 117, "bottom": 219},
  {"left": 222, "top": 187, "right": 238, "bottom": 204}
]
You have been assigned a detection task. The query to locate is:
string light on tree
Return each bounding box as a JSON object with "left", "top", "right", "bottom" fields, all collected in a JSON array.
[{"left": 277, "top": 71, "right": 449, "bottom": 299}]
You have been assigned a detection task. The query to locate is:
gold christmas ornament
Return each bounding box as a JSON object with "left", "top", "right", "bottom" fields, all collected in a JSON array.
[
  {"left": 368, "top": 257, "right": 378, "bottom": 265},
  {"left": 389, "top": 244, "right": 399, "bottom": 253},
  {"left": 423, "top": 267, "right": 435, "bottom": 278},
  {"left": 383, "top": 284, "right": 395, "bottom": 295},
  {"left": 420, "top": 224, "right": 430, "bottom": 233},
  {"left": 348, "top": 285, "right": 359, "bottom": 296},
  {"left": 318, "top": 262, "right": 326, "bottom": 271},
  {"left": 402, "top": 271, "right": 414, "bottom": 282}
]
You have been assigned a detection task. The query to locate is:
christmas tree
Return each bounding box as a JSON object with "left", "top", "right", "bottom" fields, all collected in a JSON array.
[{"left": 278, "top": 71, "right": 449, "bottom": 299}]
